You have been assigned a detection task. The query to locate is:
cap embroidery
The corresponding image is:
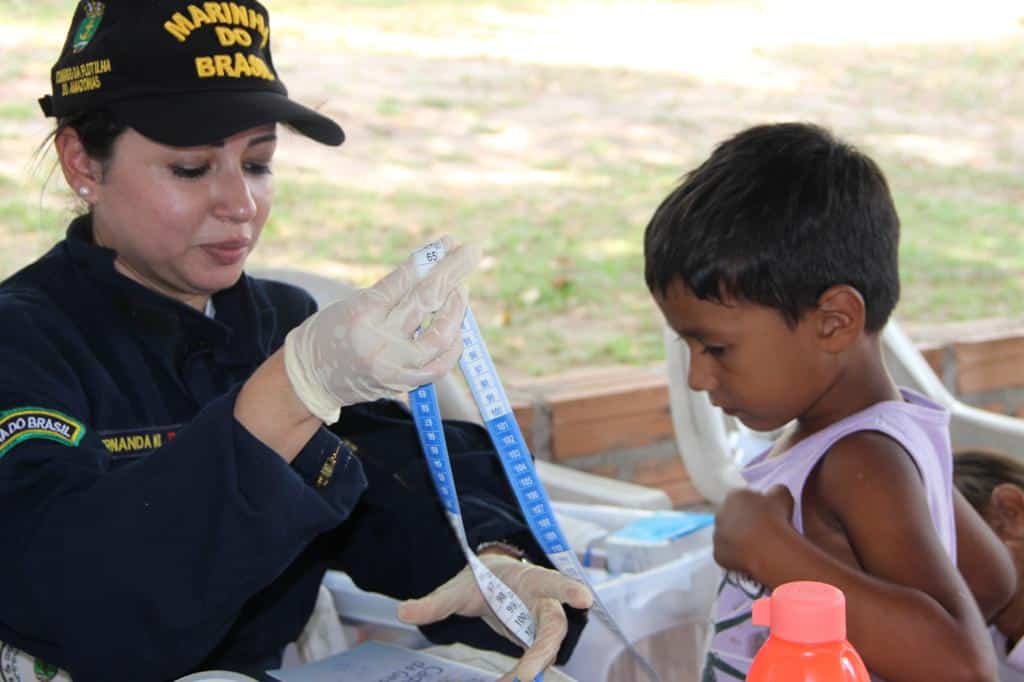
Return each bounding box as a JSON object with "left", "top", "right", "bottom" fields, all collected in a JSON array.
[
  {"left": 71, "top": 1, "right": 105, "bottom": 53},
  {"left": 55, "top": 58, "right": 112, "bottom": 97},
  {"left": 163, "top": 3, "right": 270, "bottom": 48},
  {"left": 195, "top": 52, "right": 275, "bottom": 81},
  {"left": 40, "top": 0, "right": 344, "bottom": 146}
]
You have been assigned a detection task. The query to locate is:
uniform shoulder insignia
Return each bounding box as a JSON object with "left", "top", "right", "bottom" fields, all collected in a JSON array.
[{"left": 0, "top": 406, "right": 86, "bottom": 459}]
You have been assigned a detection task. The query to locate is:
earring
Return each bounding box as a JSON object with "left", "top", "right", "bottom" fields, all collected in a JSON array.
[{"left": 78, "top": 186, "right": 90, "bottom": 197}]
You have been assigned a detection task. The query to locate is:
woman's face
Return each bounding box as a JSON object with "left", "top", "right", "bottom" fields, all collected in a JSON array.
[{"left": 89, "top": 124, "right": 276, "bottom": 309}]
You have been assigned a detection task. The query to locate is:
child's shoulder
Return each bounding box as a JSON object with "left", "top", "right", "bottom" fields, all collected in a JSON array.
[{"left": 814, "top": 428, "right": 941, "bottom": 513}]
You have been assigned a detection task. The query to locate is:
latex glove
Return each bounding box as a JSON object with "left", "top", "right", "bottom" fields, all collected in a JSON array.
[
  {"left": 397, "top": 554, "right": 594, "bottom": 681},
  {"left": 284, "top": 237, "right": 479, "bottom": 422}
]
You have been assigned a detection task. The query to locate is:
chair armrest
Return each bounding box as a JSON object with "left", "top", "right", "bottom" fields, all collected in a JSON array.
[{"left": 536, "top": 460, "right": 672, "bottom": 510}]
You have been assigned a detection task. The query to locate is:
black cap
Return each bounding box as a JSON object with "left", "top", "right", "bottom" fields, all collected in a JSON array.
[{"left": 39, "top": 0, "right": 344, "bottom": 147}]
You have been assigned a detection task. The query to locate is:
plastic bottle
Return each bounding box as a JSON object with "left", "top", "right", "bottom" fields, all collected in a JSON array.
[{"left": 748, "top": 580, "right": 870, "bottom": 682}]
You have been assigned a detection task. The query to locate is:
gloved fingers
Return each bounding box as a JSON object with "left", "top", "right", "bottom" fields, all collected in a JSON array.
[
  {"left": 380, "top": 285, "right": 467, "bottom": 378},
  {"left": 367, "top": 327, "right": 462, "bottom": 387},
  {"left": 512, "top": 566, "right": 595, "bottom": 610},
  {"left": 413, "top": 284, "right": 468, "bottom": 351},
  {"left": 506, "top": 597, "right": 566, "bottom": 682},
  {"left": 420, "top": 336, "right": 467, "bottom": 381},
  {"left": 389, "top": 243, "right": 479, "bottom": 336},
  {"left": 367, "top": 252, "right": 420, "bottom": 308},
  {"left": 396, "top": 570, "right": 477, "bottom": 626},
  {"left": 421, "top": 241, "right": 479, "bottom": 301},
  {"left": 370, "top": 237, "right": 472, "bottom": 324},
  {"left": 375, "top": 337, "right": 464, "bottom": 393}
]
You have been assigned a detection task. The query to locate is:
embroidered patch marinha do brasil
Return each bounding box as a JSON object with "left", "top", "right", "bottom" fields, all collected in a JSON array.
[{"left": 0, "top": 407, "right": 85, "bottom": 459}]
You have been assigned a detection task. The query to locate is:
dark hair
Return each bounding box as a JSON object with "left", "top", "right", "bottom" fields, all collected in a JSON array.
[
  {"left": 38, "top": 108, "right": 126, "bottom": 179},
  {"left": 57, "top": 108, "right": 127, "bottom": 172},
  {"left": 35, "top": 108, "right": 126, "bottom": 203},
  {"left": 953, "top": 449, "right": 1024, "bottom": 514},
  {"left": 643, "top": 122, "right": 900, "bottom": 331}
]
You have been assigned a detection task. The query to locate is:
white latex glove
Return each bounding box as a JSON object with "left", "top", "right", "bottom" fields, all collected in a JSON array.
[
  {"left": 284, "top": 237, "right": 479, "bottom": 423},
  {"left": 396, "top": 554, "right": 594, "bottom": 681}
]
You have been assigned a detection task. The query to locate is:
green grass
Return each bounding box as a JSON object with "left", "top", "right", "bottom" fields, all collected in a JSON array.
[{"left": 2, "top": 1, "right": 1022, "bottom": 377}]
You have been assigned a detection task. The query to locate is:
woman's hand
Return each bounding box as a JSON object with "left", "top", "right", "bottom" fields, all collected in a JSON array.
[
  {"left": 396, "top": 554, "right": 594, "bottom": 681},
  {"left": 713, "top": 485, "right": 795, "bottom": 577},
  {"left": 284, "top": 237, "right": 479, "bottom": 422}
]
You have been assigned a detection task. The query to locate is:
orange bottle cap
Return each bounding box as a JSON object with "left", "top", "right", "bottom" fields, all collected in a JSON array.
[{"left": 752, "top": 580, "right": 846, "bottom": 644}]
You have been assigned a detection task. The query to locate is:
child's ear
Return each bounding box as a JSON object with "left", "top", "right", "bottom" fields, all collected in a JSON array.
[
  {"left": 989, "top": 483, "right": 1024, "bottom": 542},
  {"left": 814, "top": 285, "right": 865, "bottom": 352}
]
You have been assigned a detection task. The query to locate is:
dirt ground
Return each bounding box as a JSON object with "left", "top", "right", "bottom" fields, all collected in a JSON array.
[{"left": 2, "top": 1, "right": 1022, "bottom": 375}]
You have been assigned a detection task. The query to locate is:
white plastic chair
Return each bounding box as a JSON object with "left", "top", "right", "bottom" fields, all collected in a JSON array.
[
  {"left": 879, "top": 323, "right": 1024, "bottom": 455},
  {"left": 664, "top": 319, "right": 1024, "bottom": 504}
]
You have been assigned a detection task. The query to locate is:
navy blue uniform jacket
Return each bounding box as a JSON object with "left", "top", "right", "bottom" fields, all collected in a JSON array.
[{"left": 0, "top": 217, "right": 585, "bottom": 681}]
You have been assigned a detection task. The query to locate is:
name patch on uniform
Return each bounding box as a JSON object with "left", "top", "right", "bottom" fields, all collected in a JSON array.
[
  {"left": 99, "top": 425, "right": 181, "bottom": 455},
  {"left": 0, "top": 407, "right": 85, "bottom": 459}
]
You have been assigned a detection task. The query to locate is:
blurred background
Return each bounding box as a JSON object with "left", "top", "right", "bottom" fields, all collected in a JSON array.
[{"left": 2, "top": 0, "right": 1022, "bottom": 379}]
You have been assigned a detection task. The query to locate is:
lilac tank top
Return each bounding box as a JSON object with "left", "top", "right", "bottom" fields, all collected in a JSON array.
[{"left": 703, "top": 388, "right": 955, "bottom": 681}]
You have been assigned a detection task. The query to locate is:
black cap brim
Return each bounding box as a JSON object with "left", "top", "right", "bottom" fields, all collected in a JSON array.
[{"left": 107, "top": 90, "right": 344, "bottom": 147}]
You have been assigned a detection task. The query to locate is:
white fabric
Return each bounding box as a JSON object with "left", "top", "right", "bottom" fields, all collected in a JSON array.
[
  {"left": 283, "top": 238, "right": 478, "bottom": 422},
  {"left": 992, "top": 627, "right": 1024, "bottom": 681},
  {"left": 295, "top": 585, "right": 348, "bottom": 665}
]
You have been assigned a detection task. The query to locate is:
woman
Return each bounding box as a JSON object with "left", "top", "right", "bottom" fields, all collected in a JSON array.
[
  {"left": 955, "top": 450, "right": 1024, "bottom": 681},
  {"left": 0, "top": 1, "right": 591, "bottom": 680}
]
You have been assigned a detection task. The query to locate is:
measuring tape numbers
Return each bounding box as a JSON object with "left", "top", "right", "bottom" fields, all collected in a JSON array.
[{"left": 408, "top": 241, "right": 659, "bottom": 682}]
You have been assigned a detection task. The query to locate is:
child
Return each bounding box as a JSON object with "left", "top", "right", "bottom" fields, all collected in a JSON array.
[
  {"left": 955, "top": 450, "right": 1024, "bottom": 680},
  {"left": 643, "top": 122, "right": 1005, "bottom": 680}
]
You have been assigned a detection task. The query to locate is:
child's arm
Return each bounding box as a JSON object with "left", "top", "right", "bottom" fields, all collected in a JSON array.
[
  {"left": 954, "top": 486, "right": 1017, "bottom": 621},
  {"left": 714, "top": 432, "right": 997, "bottom": 682}
]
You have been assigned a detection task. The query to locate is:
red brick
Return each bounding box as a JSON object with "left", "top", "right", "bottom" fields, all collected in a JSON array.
[
  {"left": 550, "top": 410, "right": 674, "bottom": 460},
  {"left": 628, "top": 456, "right": 706, "bottom": 506},
  {"left": 511, "top": 399, "right": 534, "bottom": 438},
  {"left": 661, "top": 478, "right": 706, "bottom": 507},
  {"left": 918, "top": 345, "right": 945, "bottom": 378},
  {"left": 954, "top": 336, "right": 1024, "bottom": 394},
  {"left": 980, "top": 402, "right": 1006, "bottom": 415},
  {"left": 546, "top": 373, "right": 668, "bottom": 425},
  {"left": 519, "top": 365, "right": 651, "bottom": 392},
  {"left": 631, "top": 455, "right": 689, "bottom": 485}
]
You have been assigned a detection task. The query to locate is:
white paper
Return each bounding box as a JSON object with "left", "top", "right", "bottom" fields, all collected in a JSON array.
[{"left": 266, "top": 641, "right": 499, "bottom": 682}]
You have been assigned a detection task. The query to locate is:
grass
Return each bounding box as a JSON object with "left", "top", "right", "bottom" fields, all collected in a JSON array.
[{"left": 1, "top": 1, "right": 1022, "bottom": 377}]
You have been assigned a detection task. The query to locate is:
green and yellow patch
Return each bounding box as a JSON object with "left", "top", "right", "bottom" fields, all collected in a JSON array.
[
  {"left": 0, "top": 407, "right": 85, "bottom": 459},
  {"left": 71, "top": 1, "right": 105, "bottom": 53}
]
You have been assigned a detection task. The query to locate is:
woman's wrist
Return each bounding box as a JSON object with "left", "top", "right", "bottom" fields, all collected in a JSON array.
[
  {"left": 476, "top": 540, "right": 529, "bottom": 562},
  {"left": 235, "top": 349, "right": 322, "bottom": 462}
]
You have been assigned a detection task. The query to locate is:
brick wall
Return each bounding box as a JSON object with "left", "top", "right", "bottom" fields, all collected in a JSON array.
[
  {"left": 507, "top": 324, "right": 1024, "bottom": 508},
  {"left": 918, "top": 334, "right": 1024, "bottom": 419}
]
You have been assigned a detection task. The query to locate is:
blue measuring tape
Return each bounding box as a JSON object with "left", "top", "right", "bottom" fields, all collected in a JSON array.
[
  {"left": 408, "top": 242, "right": 660, "bottom": 682},
  {"left": 409, "top": 383, "right": 540, "bottom": 682}
]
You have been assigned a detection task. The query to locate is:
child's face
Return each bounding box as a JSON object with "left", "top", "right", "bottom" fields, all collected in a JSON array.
[{"left": 654, "top": 278, "right": 831, "bottom": 432}]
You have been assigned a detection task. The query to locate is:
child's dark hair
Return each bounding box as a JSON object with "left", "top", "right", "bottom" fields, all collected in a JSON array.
[
  {"left": 644, "top": 122, "right": 900, "bottom": 331},
  {"left": 953, "top": 449, "right": 1024, "bottom": 514}
]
